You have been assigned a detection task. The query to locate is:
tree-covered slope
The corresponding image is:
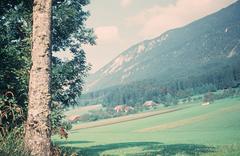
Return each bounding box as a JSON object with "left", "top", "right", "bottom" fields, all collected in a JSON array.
[{"left": 85, "top": 1, "right": 240, "bottom": 92}]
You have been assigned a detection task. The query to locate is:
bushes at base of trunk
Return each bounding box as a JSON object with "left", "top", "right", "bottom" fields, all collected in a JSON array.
[{"left": 0, "top": 127, "right": 29, "bottom": 156}]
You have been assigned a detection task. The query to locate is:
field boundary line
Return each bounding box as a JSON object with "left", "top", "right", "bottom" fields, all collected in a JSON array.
[{"left": 72, "top": 105, "right": 192, "bottom": 131}]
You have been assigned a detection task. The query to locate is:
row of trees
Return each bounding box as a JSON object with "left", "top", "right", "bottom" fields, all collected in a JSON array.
[
  {"left": 1, "top": 0, "right": 95, "bottom": 155},
  {"left": 80, "top": 59, "right": 240, "bottom": 107},
  {"left": 71, "top": 87, "right": 240, "bottom": 125}
]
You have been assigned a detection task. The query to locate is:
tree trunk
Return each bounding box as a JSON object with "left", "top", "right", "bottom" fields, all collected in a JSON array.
[{"left": 24, "top": 0, "right": 52, "bottom": 155}]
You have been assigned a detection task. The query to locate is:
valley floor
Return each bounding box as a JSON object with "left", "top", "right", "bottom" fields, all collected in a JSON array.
[{"left": 53, "top": 97, "right": 240, "bottom": 156}]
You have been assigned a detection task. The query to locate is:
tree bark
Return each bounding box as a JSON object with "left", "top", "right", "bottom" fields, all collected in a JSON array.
[{"left": 24, "top": 0, "right": 52, "bottom": 155}]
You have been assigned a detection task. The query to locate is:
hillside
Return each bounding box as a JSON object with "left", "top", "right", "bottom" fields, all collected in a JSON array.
[{"left": 85, "top": 1, "right": 240, "bottom": 93}]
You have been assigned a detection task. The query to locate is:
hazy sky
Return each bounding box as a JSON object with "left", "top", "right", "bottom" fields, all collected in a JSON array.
[{"left": 83, "top": 0, "right": 236, "bottom": 73}]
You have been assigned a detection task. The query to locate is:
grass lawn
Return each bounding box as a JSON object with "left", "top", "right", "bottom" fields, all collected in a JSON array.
[{"left": 53, "top": 97, "right": 240, "bottom": 156}]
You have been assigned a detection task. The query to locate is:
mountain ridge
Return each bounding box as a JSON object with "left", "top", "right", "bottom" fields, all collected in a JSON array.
[{"left": 85, "top": 1, "right": 240, "bottom": 93}]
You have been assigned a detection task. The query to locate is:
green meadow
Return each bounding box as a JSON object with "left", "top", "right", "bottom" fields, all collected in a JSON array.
[{"left": 54, "top": 97, "right": 240, "bottom": 156}]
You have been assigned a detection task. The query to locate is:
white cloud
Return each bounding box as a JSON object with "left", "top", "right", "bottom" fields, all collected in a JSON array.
[
  {"left": 84, "top": 25, "right": 124, "bottom": 73},
  {"left": 95, "top": 26, "right": 120, "bottom": 44},
  {"left": 121, "top": 0, "right": 133, "bottom": 8},
  {"left": 126, "top": 0, "right": 236, "bottom": 39}
]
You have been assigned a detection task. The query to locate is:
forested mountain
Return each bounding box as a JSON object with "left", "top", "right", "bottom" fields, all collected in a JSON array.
[
  {"left": 80, "top": 1, "right": 240, "bottom": 106},
  {"left": 85, "top": 1, "right": 240, "bottom": 92}
]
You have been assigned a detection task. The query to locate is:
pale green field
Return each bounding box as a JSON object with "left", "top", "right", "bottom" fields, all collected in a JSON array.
[
  {"left": 64, "top": 104, "right": 102, "bottom": 116},
  {"left": 54, "top": 97, "right": 240, "bottom": 156}
]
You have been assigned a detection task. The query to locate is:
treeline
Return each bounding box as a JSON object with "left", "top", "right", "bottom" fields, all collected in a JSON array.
[{"left": 80, "top": 58, "right": 240, "bottom": 107}]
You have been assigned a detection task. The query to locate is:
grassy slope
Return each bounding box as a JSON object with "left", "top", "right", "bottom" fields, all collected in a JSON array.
[
  {"left": 54, "top": 97, "right": 240, "bottom": 156},
  {"left": 64, "top": 104, "right": 102, "bottom": 116}
]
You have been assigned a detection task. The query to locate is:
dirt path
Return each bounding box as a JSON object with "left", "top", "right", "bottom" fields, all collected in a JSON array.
[{"left": 72, "top": 105, "right": 192, "bottom": 131}]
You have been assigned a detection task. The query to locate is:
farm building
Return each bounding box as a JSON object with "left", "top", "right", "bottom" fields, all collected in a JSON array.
[
  {"left": 67, "top": 115, "right": 81, "bottom": 123},
  {"left": 114, "top": 105, "right": 125, "bottom": 112},
  {"left": 114, "top": 105, "right": 134, "bottom": 113},
  {"left": 202, "top": 102, "right": 210, "bottom": 106},
  {"left": 143, "top": 101, "right": 158, "bottom": 107},
  {"left": 124, "top": 106, "right": 134, "bottom": 112}
]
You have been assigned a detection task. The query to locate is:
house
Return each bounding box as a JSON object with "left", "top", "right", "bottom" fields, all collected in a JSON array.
[
  {"left": 143, "top": 101, "right": 157, "bottom": 107},
  {"left": 114, "top": 105, "right": 125, "bottom": 112},
  {"left": 114, "top": 105, "right": 134, "bottom": 113},
  {"left": 67, "top": 115, "right": 81, "bottom": 123},
  {"left": 201, "top": 102, "right": 210, "bottom": 106},
  {"left": 124, "top": 106, "right": 134, "bottom": 113}
]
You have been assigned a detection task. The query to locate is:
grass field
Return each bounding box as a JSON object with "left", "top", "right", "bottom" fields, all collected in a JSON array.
[
  {"left": 65, "top": 104, "right": 103, "bottom": 116},
  {"left": 53, "top": 97, "right": 240, "bottom": 156}
]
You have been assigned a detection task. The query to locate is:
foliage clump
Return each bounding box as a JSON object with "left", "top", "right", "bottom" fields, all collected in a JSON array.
[
  {"left": 0, "top": 127, "right": 29, "bottom": 156},
  {"left": 0, "top": 0, "right": 95, "bottom": 154}
]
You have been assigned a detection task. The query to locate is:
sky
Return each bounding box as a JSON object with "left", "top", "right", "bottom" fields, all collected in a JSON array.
[{"left": 83, "top": 0, "right": 237, "bottom": 73}]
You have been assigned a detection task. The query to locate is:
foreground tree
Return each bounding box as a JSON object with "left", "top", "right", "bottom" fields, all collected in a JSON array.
[
  {"left": 24, "top": 0, "right": 53, "bottom": 155},
  {"left": 1, "top": 0, "right": 95, "bottom": 153},
  {"left": 1, "top": 0, "right": 95, "bottom": 134}
]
